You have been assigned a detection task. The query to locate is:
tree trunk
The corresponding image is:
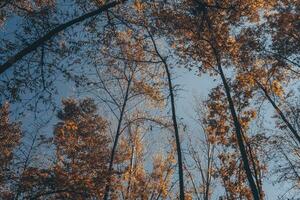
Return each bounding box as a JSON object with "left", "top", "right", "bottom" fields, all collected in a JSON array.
[
  {"left": 216, "top": 62, "right": 260, "bottom": 200},
  {"left": 103, "top": 76, "right": 132, "bottom": 200},
  {"left": 147, "top": 29, "right": 185, "bottom": 200},
  {"left": 203, "top": 7, "right": 261, "bottom": 198}
]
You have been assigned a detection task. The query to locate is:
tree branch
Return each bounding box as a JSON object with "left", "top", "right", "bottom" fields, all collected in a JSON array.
[{"left": 0, "top": 0, "right": 125, "bottom": 75}]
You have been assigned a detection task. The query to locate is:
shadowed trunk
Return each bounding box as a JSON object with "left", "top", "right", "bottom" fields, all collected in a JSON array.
[{"left": 216, "top": 62, "right": 260, "bottom": 200}]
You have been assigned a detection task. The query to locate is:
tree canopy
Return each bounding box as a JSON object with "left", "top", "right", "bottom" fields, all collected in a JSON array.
[{"left": 0, "top": 0, "right": 299, "bottom": 199}]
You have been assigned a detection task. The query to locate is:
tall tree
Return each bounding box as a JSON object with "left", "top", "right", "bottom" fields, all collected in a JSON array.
[{"left": 152, "top": 1, "right": 275, "bottom": 198}]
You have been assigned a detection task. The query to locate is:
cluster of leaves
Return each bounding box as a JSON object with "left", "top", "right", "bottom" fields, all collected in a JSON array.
[{"left": 0, "top": 99, "right": 178, "bottom": 199}]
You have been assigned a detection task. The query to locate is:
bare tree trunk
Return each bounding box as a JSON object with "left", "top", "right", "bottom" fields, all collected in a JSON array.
[
  {"left": 103, "top": 76, "right": 132, "bottom": 200},
  {"left": 147, "top": 29, "right": 185, "bottom": 200},
  {"left": 0, "top": 1, "right": 124, "bottom": 75},
  {"left": 125, "top": 124, "right": 134, "bottom": 200},
  {"left": 204, "top": 143, "right": 214, "bottom": 200},
  {"left": 244, "top": 133, "right": 264, "bottom": 198},
  {"left": 164, "top": 61, "right": 185, "bottom": 200},
  {"left": 216, "top": 62, "right": 260, "bottom": 200}
]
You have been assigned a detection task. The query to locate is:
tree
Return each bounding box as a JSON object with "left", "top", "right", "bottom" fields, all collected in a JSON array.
[
  {"left": 1, "top": 0, "right": 300, "bottom": 199},
  {"left": 11, "top": 98, "right": 112, "bottom": 199},
  {"left": 152, "top": 1, "right": 275, "bottom": 198},
  {"left": 116, "top": 123, "right": 176, "bottom": 199},
  {"left": 0, "top": 0, "right": 127, "bottom": 116},
  {"left": 203, "top": 85, "right": 266, "bottom": 199},
  {"left": 51, "top": 98, "right": 111, "bottom": 199},
  {"left": 0, "top": 103, "right": 22, "bottom": 199},
  {"left": 147, "top": 28, "right": 185, "bottom": 200},
  {"left": 268, "top": 90, "right": 300, "bottom": 199},
  {"left": 184, "top": 102, "right": 216, "bottom": 200},
  {"left": 0, "top": 1, "right": 124, "bottom": 74}
]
